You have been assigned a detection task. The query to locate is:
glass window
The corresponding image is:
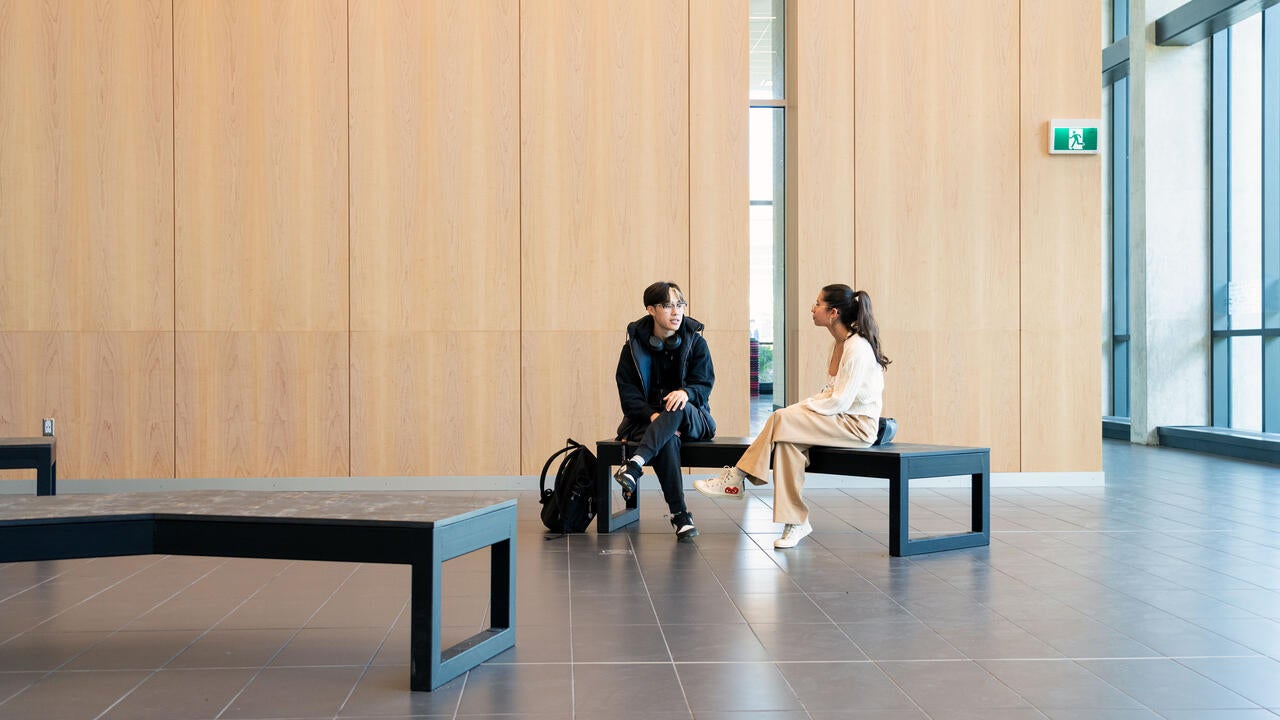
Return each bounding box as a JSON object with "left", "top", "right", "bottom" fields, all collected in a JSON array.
[
  {"left": 1230, "top": 13, "right": 1263, "bottom": 333},
  {"left": 749, "top": 0, "right": 786, "bottom": 433},
  {"left": 750, "top": 0, "right": 784, "bottom": 100},
  {"left": 1231, "top": 336, "right": 1263, "bottom": 430},
  {"left": 1103, "top": 0, "right": 1130, "bottom": 420},
  {"left": 1212, "top": 8, "right": 1278, "bottom": 433}
]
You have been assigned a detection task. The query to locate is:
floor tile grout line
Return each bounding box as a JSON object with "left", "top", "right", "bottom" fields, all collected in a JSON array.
[
  {"left": 333, "top": 593, "right": 410, "bottom": 717},
  {"left": 84, "top": 557, "right": 241, "bottom": 720},
  {"left": 625, "top": 531, "right": 695, "bottom": 718},
  {"left": 0, "top": 555, "right": 184, "bottom": 714},
  {"left": 1, "top": 555, "right": 170, "bottom": 642},
  {"left": 212, "top": 561, "right": 361, "bottom": 720}
]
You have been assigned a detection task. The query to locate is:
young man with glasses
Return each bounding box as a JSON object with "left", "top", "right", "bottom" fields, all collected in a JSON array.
[{"left": 613, "top": 281, "right": 717, "bottom": 542}]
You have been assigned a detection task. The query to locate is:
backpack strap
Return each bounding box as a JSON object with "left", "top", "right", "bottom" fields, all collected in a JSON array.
[{"left": 539, "top": 438, "right": 584, "bottom": 495}]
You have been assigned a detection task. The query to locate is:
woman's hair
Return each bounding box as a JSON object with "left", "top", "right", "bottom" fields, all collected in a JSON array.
[
  {"left": 822, "top": 284, "right": 891, "bottom": 369},
  {"left": 643, "top": 281, "right": 685, "bottom": 308}
]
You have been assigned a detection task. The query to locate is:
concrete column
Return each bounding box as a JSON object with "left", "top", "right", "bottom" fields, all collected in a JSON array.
[{"left": 1126, "top": 0, "right": 1213, "bottom": 443}]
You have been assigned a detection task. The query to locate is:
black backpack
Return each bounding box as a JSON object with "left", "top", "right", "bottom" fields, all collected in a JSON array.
[{"left": 538, "top": 439, "right": 598, "bottom": 533}]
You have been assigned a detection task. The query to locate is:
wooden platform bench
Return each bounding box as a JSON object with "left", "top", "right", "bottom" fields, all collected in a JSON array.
[
  {"left": 0, "top": 437, "right": 57, "bottom": 495},
  {"left": 0, "top": 490, "right": 516, "bottom": 691},
  {"left": 595, "top": 437, "right": 989, "bottom": 557}
]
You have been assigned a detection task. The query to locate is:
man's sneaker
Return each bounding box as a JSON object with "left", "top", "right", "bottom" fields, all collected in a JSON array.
[
  {"left": 693, "top": 466, "right": 746, "bottom": 500},
  {"left": 613, "top": 461, "right": 641, "bottom": 502},
  {"left": 671, "top": 511, "right": 699, "bottom": 542},
  {"left": 773, "top": 520, "right": 813, "bottom": 549}
]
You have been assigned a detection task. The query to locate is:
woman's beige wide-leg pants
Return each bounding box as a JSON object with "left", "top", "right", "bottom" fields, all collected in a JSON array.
[{"left": 735, "top": 404, "right": 877, "bottom": 524}]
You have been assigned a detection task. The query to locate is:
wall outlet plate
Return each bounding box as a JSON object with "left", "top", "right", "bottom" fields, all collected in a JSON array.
[{"left": 42, "top": 418, "right": 54, "bottom": 436}]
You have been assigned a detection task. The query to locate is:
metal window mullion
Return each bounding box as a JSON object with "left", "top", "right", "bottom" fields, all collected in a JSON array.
[
  {"left": 1112, "top": 75, "right": 1131, "bottom": 417},
  {"left": 1212, "top": 30, "right": 1233, "bottom": 427},
  {"left": 1264, "top": 6, "right": 1280, "bottom": 431}
]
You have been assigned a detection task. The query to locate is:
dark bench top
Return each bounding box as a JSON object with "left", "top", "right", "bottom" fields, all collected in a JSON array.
[
  {"left": 597, "top": 437, "right": 989, "bottom": 475},
  {"left": 0, "top": 490, "right": 516, "bottom": 528},
  {"left": 600, "top": 436, "right": 985, "bottom": 456},
  {"left": 0, "top": 437, "right": 56, "bottom": 448},
  {"left": 0, "top": 437, "right": 56, "bottom": 457},
  {"left": 0, "top": 489, "right": 519, "bottom": 692},
  {"left": 595, "top": 435, "right": 990, "bottom": 556}
]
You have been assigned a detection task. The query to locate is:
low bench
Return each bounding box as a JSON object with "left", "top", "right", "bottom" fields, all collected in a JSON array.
[
  {"left": 595, "top": 437, "right": 989, "bottom": 557},
  {"left": 0, "top": 490, "right": 516, "bottom": 691},
  {"left": 0, "top": 437, "right": 57, "bottom": 495}
]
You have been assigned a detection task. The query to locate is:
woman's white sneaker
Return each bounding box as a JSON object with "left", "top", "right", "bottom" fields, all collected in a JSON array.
[
  {"left": 773, "top": 520, "right": 813, "bottom": 548},
  {"left": 693, "top": 466, "right": 747, "bottom": 500}
]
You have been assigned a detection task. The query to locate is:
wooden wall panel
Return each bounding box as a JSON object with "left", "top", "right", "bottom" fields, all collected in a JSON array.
[
  {"left": 348, "top": 0, "right": 519, "bottom": 475},
  {"left": 690, "top": 0, "right": 750, "bottom": 437},
  {"left": 521, "top": 0, "right": 689, "bottom": 471},
  {"left": 522, "top": 332, "right": 631, "bottom": 466},
  {"left": 0, "top": 0, "right": 172, "bottom": 332},
  {"left": 790, "top": 0, "right": 856, "bottom": 399},
  {"left": 349, "top": 0, "right": 518, "bottom": 333},
  {"left": 173, "top": 0, "right": 348, "bottom": 477},
  {"left": 0, "top": 0, "right": 173, "bottom": 482},
  {"left": 174, "top": 0, "right": 347, "bottom": 333},
  {"left": 1021, "top": 0, "right": 1102, "bottom": 471},
  {"left": 351, "top": 332, "right": 519, "bottom": 476},
  {"left": 175, "top": 333, "right": 348, "bottom": 478},
  {"left": 0, "top": 333, "right": 173, "bottom": 480},
  {"left": 854, "top": 0, "right": 1021, "bottom": 471}
]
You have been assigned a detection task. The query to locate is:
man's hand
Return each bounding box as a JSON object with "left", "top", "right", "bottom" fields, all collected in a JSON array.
[{"left": 663, "top": 389, "right": 689, "bottom": 412}]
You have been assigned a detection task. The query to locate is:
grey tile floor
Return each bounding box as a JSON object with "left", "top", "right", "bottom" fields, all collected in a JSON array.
[{"left": 0, "top": 439, "right": 1277, "bottom": 719}]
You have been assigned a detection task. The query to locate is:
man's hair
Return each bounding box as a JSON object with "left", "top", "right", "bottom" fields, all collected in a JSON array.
[{"left": 643, "top": 281, "right": 684, "bottom": 307}]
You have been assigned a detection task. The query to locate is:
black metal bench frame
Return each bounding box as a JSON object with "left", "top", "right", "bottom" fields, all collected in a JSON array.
[
  {"left": 0, "top": 493, "right": 516, "bottom": 691},
  {"left": 595, "top": 437, "right": 989, "bottom": 556},
  {"left": 0, "top": 437, "right": 56, "bottom": 495}
]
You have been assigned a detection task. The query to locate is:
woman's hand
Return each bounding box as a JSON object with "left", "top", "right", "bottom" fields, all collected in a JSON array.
[{"left": 663, "top": 389, "right": 689, "bottom": 411}]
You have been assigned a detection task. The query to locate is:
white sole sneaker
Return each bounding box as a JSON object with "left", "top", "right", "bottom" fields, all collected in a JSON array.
[
  {"left": 693, "top": 471, "right": 746, "bottom": 500},
  {"left": 773, "top": 521, "right": 813, "bottom": 548}
]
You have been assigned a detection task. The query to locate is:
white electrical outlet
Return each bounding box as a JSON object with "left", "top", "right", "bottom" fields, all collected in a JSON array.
[{"left": 42, "top": 418, "right": 54, "bottom": 436}]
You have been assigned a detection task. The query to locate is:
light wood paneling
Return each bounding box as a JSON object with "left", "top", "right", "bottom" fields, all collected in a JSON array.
[
  {"left": 175, "top": 332, "right": 348, "bottom": 478},
  {"left": 348, "top": 0, "right": 520, "bottom": 475},
  {"left": 690, "top": 0, "right": 750, "bottom": 436},
  {"left": 349, "top": 0, "right": 519, "bottom": 333},
  {"left": 174, "top": 0, "right": 347, "bottom": 332},
  {"left": 700, "top": 329, "right": 750, "bottom": 438},
  {"left": 0, "top": 332, "right": 173, "bottom": 479},
  {"left": 1021, "top": 0, "right": 1102, "bottom": 471},
  {"left": 0, "top": 0, "right": 173, "bottom": 332},
  {"left": 790, "top": 0, "right": 856, "bottom": 398},
  {"left": 521, "top": 0, "right": 689, "bottom": 471},
  {"left": 520, "top": 0, "right": 689, "bottom": 332},
  {"left": 351, "top": 332, "right": 519, "bottom": 476},
  {"left": 888, "top": 330, "right": 1021, "bottom": 472},
  {"left": 854, "top": 0, "right": 1021, "bottom": 469},
  {"left": 522, "top": 331, "right": 630, "bottom": 472}
]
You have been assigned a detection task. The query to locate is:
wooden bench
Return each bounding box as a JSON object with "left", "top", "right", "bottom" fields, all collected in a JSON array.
[
  {"left": 0, "top": 437, "right": 57, "bottom": 495},
  {"left": 595, "top": 437, "right": 989, "bottom": 557},
  {"left": 0, "top": 490, "right": 516, "bottom": 691}
]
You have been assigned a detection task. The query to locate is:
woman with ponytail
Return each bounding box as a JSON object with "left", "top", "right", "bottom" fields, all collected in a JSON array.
[{"left": 694, "top": 284, "right": 890, "bottom": 548}]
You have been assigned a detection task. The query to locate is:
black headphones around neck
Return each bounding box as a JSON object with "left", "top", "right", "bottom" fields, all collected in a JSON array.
[{"left": 647, "top": 333, "right": 682, "bottom": 351}]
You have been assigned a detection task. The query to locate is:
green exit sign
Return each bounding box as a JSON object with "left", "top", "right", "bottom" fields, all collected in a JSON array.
[{"left": 1049, "top": 119, "right": 1099, "bottom": 154}]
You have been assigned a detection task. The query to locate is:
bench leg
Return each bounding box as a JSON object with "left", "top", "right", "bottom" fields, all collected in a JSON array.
[
  {"left": 889, "top": 472, "right": 907, "bottom": 557},
  {"left": 410, "top": 510, "right": 518, "bottom": 691},
  {"left": 490, "top": 537, "right": 514, "bottom": 630},
  {"left": 595, "top": 451, "right": 639, "bottom": 533},
  {"left": 891, "top": 453, "right": 991, "bottom": 557},
  {"left": 409, "top": 555, "right": 443, "bottom": 691},
  {"left": 37, "top": 460, "right": 55, "bottom": 496}
]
